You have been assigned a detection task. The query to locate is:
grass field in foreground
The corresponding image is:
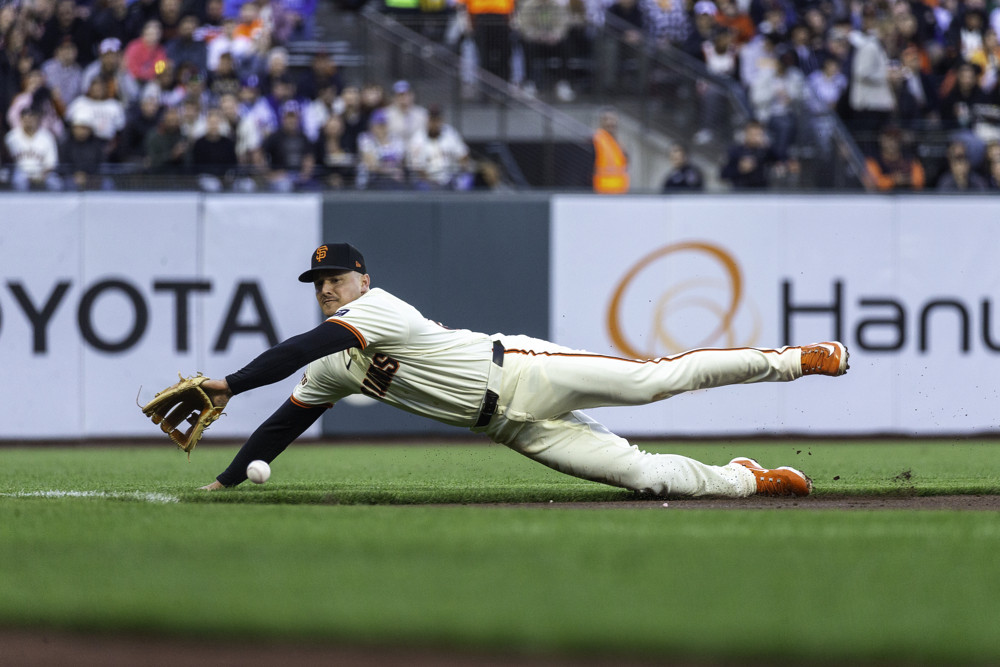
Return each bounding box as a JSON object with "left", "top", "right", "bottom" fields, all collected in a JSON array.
[{"left": 1, "top": 440, "right": 999, "bottom": 665}]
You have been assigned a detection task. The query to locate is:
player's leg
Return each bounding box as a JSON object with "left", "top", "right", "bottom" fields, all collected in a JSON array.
[
  {"left": 497, "top": 335, "right": 846, "bottom": 422},
  {"left": 485, "top": 410, "right": 757, "bottom": 497}
]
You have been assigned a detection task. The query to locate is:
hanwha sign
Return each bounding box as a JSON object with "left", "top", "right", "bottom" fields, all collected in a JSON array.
[{"left": 606, "top": 241, "right": 760, "bottom": 358}]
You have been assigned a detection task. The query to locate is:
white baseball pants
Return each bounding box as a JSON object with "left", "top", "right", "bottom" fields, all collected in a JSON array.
[{"left": 479, "top": 335, "right": 804, "bottom": 498}]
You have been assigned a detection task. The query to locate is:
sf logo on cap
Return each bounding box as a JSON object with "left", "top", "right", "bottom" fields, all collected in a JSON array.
[{"left": 315, "top": 245, "right": 328, "bottom": 261}]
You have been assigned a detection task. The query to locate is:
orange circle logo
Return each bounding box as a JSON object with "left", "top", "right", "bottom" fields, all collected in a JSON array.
[{"left": 606, "top": 242, "right": 759, "bottom": 358}]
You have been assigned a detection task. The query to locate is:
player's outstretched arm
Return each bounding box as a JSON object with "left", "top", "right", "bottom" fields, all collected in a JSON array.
[{"left": 200, "top": 398, "right": 328, "bottom": 490}]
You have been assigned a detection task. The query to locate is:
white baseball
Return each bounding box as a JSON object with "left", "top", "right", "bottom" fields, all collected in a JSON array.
[{"left": 246, "top": 460, "right": 271, "bottom": 484}]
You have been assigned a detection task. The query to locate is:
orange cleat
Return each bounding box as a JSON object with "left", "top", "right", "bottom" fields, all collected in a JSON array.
[
  {"left": 799, "top": 341, "right": 849, "bottom": 376},
  {"left": 731, "top": 457, "right": 813, "bottom": 496}
]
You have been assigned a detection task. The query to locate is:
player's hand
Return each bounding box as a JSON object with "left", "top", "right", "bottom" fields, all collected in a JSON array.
[
  {"left": 199, "top": 481, "right": 224, "bottom": 491},
  {"left": 200, "top": 378, "right": 233, "bottom": 409}
]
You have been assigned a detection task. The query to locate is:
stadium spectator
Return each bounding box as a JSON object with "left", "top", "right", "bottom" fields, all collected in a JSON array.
[
  {"left": 259, "top": 46, "right": 290, "bottom": 98},
  {"left": 5, "top": 69, "right": 65, "bottom": 139},
  {"left": 217, "top": 90, "right": 243, "bottom": 134},
  {"left": 338, "top": 84, "right": 366, "bottom": 154},
  {"left": 681, "top": 0, "right": 718, "bottom": 60},
  {"left": 313, "top": 114, "right": 356, "bottom": 189},
  {"left": 255, "top": 0, "right": 309, "bottom": 45},
  {"left": 275, "top": 0, "right": 320, "bottom": 42},
  {"left": 119, "top": 92, "right": 164, "bottom": 162},
  {"left": 978, "top": 138, "right": 1000, "bottom": 179},
  {"left": 847, "top": 10, "right": 896, "bottom": 151},
  {"left": 302, "top": 81, "right": 337, "bottom": 142},
  {"left": 806, "top": 53, "right": 848, "bottom": 154},
  {"left": 739, "top": 30, "right": 780, "bottom": 92},
  {"left": 297, "top": 50, "right": 343, "bottom": 100},
  {"left": 165, "top": 14, "right": 209, "bottom": 78},
  {"left": 234, "top": 76, "right": 276, "bottom": 163},
  {"left": 81, "top": 38, "right": 140, "bottom": 105},
  {"left": 694, "top": 25, "right": 740, "bottom": 144},
  {"left": 359, "top": 81, "right": 386, "bottom": 120},
  {"left": 159, "top": 0, "right": 186, "bottom": 42},
  {"left": 597, "top": 0, "right": 645, "bottom": 94},
  {"left": 4, "top": 107, "right": 61, "bottom": 190},
  {"left": 207, "top": 51, "right": 242, "bottom": 100},
  {"left": 357, "top": 107, "right": 407, "bottom": 189},
  {"left": 936, "top": 138, "right": 988, "bottom": 191},
  {"left": 644, "top": 0, "right": 690, "bottom": 49},
  {"left": 191, "top": 106, "right": 239, "bottom": 190},
  {"left": 787, "top": 23, "right": 818, "bottom": 75},
  {"left": 459, "top": 0, "right": 515, "bottom": 84},
  {"left": 715, "top": 0, "right": 754, "bottom": 47},
  {"left": 750, "top": 47, "right": 803, "bottom": 160},
  {"left": 125, "top": 0, "right": 162, "bottom": 47},
  {"left": 864, "top": 125, "right": 925, "bottom": 191},
  {"left": 385, "top": 79, "right": 427, "bottom": 144},
  {"left": 719, "top": 119, "right": 780, "bottom": 189},
  {"left": 36, "top": 0, "right": 95, "bottom": 66},
  {"left": 59, "top": 113, "right": 109, "bottom": 190},
  {"left": 66, "top": 77, "right": 126, "bottom": 143},
  {"left": 514, "top": 0, "right": 576, "bottom": 101},
  {"left": 200, "top": 0, "right": 227, "bottom": 33},
  {"left": 660, "top": 143, "right": 704, "bottom": 190},
  {"left": 179, "top": 93, "right": 209, "bottom": 138},
  {"left": 970, "top": 27, "right": 1000, "bottom": 93},
  {"left": 265, "top": 72, "right": 301, "bottom": 120},
  {"left": 144, "top": 104, "right": 191, "bottom": 173},
  {"left": 945, "top": 6, "right": 987, "bottom": 65},
  {"left": 141, "top": 58, "right": 186, "bottom": 107},
  {"left": 988, "top": 155, "right": 1000, "bottom": 188},
  {"left": 124, "top": 20, "right": 169, "bottom": 83},
  {"left": 260, "top": 100, "right": 316, "bottom": 191},
  {"left": 940, "top": 60, "right": 1000, "bottom": 161},
  {"left": 889, "top": 45, "right": 937, "bottom": 130},
  {"left": 233, "top": 2, "right": 267, "bottom": 48},
  {"left": 206, "top": 17, "right": 255, "bottom": 72},
  {"left": 406, "top": 104, "right": 472, "bottom": 190},
  {"left": 89, "top": 0, "right": 133, "bottom": 47},
  {"left": 41, "top": 39, "right": 82, "bottom": 109}
]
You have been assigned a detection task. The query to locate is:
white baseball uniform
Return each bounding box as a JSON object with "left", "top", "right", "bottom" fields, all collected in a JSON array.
[{"left": 292, "top": 288, "right": 806, "bottom": 498}]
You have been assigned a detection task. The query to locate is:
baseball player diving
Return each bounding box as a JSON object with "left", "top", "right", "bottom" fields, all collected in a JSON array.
[{"left": 191, "top": 242, "right": 849, "bottom": 498}]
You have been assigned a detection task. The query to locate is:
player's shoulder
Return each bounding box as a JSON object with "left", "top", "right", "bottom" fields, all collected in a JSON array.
[{"left": 328, "top": 288, "right": 417, "bottom": 319}]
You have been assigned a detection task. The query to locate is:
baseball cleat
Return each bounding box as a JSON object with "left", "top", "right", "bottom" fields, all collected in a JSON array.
[
  {"left": 730, "top": 457, "right": 813, "bottom": 496},
  {"left": 799, "top": 341, "right": 849, "bottom": 376}
]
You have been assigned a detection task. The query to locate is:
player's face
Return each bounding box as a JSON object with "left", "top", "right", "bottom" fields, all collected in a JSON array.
[{"left": 314, "top": 270, "right": 370, "bottom": 317}]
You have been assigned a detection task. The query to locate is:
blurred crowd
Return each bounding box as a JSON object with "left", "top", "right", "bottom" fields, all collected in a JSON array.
[
  {"left": 5, "top": 0, "right": 1000, "bottom": 192},
  {"left": 0, "top": 0, "right": 493, "bottom": 191},
  {"left": 424, "top": 0, "right": 1000, "bottom": 190}
]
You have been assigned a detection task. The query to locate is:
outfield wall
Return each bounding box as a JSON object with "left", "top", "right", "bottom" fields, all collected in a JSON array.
[{"left": 1, "top": 193, "right": 997, "bottom": 439}]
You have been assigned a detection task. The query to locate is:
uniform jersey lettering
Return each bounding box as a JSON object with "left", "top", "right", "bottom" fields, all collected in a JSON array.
[{"left": 360, "top": 353, "right": 400, "bottom": 398}]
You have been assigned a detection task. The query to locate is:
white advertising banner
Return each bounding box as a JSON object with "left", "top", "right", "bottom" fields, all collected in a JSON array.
[
  {"left": 0, "top": 194, "right": 321, "bottom": 438},
  {"left": 552, "top": 195, "right": 1000, "bottom": 436}
]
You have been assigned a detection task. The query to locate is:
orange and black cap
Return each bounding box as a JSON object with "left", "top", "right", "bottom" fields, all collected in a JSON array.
[{"left": 298, "top": 243, "right": 367, "bottom": 282}]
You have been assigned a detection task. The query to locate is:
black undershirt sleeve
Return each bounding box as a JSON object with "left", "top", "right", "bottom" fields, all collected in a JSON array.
[
  {"left": 225, "top": 320, "right": 363, "bottom": 395},
  {"left": 215, "top": 319, "right": 362, "bottom": 487},
  {"left": 217, "top": 398, "right": 326, "bottom": 487}
]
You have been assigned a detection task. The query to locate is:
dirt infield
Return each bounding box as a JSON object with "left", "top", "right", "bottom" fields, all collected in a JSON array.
[
  {"left": 0, "top": 630, "right": 720, "bottom": 667},
  {"left": 486, "top": 494, "right": 1000, "bottom": 511}
]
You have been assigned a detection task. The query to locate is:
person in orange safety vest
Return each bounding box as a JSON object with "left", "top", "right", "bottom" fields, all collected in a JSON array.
[{"left": 592, "top": 107, "right": 629, "bottom": 193}]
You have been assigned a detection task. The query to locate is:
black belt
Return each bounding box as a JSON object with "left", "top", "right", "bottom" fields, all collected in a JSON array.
[{"left": 474, "top": 340, "right": 504, "bottom": 428}]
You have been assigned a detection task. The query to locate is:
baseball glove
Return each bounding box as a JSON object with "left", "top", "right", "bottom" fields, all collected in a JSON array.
[{"left": 141, "top": 373, "right": 225, "bottom": 456}]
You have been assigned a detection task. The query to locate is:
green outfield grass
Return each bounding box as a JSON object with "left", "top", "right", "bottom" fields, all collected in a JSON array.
[{"left": 2, "top": 440, "right": 999, "bottom": 665}]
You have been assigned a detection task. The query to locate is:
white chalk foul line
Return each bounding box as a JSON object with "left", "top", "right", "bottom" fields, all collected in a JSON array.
[{"left": 1, "top": 490, "right": 180, "bottom": 504}]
